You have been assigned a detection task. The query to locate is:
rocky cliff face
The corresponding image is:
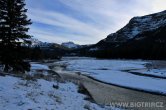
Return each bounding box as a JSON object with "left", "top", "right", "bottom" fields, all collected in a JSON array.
[{"left": 104, "top": 10, "right": 166, "bottom": 43}]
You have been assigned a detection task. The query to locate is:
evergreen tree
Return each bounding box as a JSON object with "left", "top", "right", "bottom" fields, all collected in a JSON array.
[{"left": 0, "top": 0, "right": 32, "bottom": 72}]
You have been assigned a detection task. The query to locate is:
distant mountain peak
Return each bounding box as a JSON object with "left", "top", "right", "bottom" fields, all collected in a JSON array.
[
  {"left": 61, "top": 42, "right": 80, "bottom": 49},
  {"left": 30, "top": 38, "right": 52, "bottom": 48}
]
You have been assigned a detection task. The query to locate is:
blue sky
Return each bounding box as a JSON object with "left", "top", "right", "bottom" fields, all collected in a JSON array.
[{"left": 26, "top": 0, "right": 166, "bottom": 44}]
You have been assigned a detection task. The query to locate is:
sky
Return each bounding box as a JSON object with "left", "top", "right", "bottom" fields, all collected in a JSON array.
[{"left": 26, "top": 0, "right": 166, "bottom": 45}]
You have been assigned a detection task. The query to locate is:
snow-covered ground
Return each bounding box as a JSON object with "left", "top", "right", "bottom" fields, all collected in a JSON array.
[
  {"left": 28, "top": 63, "right": 51, "bottom": 76},
  {"left": 57, "top": 57, "right": 166, "bottom": 95},
  {"left": 130, "top": 69, "right": 166, "bottom": 78},
  {"left": 0, "top": 76, "right": 112, "bottom": 110},
  {"left": 30, "top": 63, "right": 50, "bottom": 70},
  {"left": 0, "top": 63, "right": 118, "bottom": 110}
]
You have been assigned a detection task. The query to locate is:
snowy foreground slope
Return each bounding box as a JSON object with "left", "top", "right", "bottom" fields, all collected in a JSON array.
[
  {"left": 58, "top": 57, "right": 166, "bottom": 95},
  {"left": 0, "top": 63, "right": 118, "bottom": 110}
]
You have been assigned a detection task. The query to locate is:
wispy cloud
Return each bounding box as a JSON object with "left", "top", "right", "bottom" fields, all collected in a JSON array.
[
  {"left": 29, "top": 25, "right": 96, "bottom": 44},
  {"left": 26, "top": 0, "right": 166, "bottom": 44},
  {"left": 28, "top": 9, "right": 108, "bottom": 44}
]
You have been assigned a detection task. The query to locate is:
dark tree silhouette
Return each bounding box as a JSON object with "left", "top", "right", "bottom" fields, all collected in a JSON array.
[{"left": 0, "top": 0, "right": 32, "bottom": 72}]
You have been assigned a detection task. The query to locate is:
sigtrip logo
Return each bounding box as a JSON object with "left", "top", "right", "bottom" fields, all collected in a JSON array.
[{"left": 109, "top": 101, "right": 164, "bottom": 108}]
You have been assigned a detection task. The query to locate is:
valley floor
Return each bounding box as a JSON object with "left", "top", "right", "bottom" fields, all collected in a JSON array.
[{"left": 1, "top": 57, "right": 166, "bottom": 110}]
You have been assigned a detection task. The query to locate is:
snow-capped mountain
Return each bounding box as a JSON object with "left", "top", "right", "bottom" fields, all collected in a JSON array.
[
  {"left": 61, "top": 42, "right": 80, "bottom": 49},
  {"left": 30, "top": 38, "right": 41, "bottom": 46},
  {"left": 30, "top": 38, "right": 53, "bottom": 48},
  {"left": 74, "top": 10, "right": 166, "bottom": 59},
  {"left": 104, "top": 10, "right": 166, "bottom": 43}
]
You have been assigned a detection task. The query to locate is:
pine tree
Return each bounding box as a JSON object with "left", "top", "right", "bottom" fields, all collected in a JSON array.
[{"left": 0, "top": 0, "right": 32, "bottom": 72}]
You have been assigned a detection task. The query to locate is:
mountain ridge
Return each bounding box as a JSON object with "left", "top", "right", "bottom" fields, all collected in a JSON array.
[
  {"left": 103, "top": 10, "right": 166, "bottom": 43},
  {"left": 74, "top": 10, "right": 166, "bottom": 59}
]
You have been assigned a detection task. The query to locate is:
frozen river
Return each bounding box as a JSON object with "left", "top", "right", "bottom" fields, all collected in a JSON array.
[{"left": 56, "top": 57, "right": 166, "bottom": 95}]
